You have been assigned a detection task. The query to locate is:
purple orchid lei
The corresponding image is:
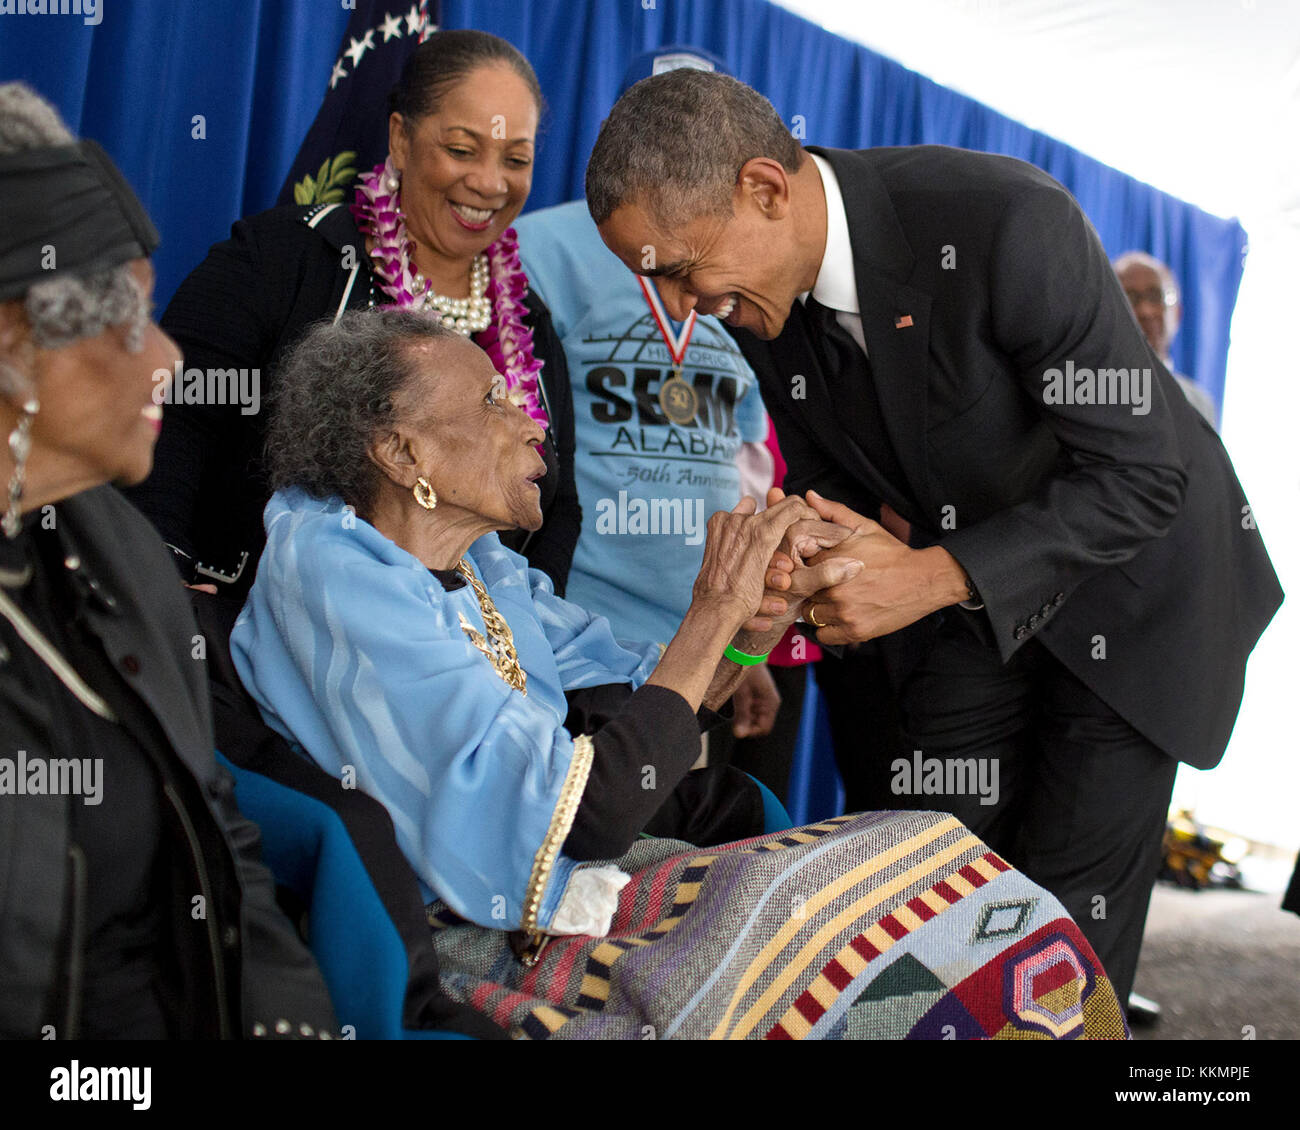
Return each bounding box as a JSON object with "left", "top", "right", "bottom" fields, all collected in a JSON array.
[{"left": 350, "top": 160, "right": 548, "bottom": 430}]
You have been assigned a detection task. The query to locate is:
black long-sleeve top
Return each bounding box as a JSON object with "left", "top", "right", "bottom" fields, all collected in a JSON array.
[
  {"left": 563, "top": 682, "right": 766, "bottom": 857},
  {"left": 0, "top": 488, "right": 338, "bottom": 1039},
  {"left": 123, "top": 202, "right": 580, "bottom": 599}
]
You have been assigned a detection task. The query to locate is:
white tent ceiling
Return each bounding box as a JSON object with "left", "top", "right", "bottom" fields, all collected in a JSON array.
[{"left": 774, "top": 0, "right": 1300, "bottom": 224}]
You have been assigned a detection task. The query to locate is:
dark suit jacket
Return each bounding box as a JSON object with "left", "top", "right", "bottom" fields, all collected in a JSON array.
[{"left": 731, "top": 145, "right": 1282, "bottom": 770}]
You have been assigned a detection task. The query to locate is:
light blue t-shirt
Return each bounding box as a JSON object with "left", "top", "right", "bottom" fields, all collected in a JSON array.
[{"left": 516, "top": 201, "right": 767, "bottom": 647}]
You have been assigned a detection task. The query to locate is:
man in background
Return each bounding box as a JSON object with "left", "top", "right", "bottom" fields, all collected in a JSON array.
[{"left": 1114, "top": 250, "right": 1218, "bottom": 426}]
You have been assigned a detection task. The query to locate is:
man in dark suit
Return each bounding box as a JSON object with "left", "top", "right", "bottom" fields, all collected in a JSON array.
[{"left": 585, "top": 69, "right": 1282, "bottom": 1007}]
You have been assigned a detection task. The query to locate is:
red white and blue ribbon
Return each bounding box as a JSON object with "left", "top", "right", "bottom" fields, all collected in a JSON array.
[{"left": 636, "top": 276, "right": 697, "bottom": 372}]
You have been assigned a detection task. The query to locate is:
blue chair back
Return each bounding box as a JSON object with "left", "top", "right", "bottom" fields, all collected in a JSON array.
[
  {"left": 219, "top": 752, "right": 473, "bottom": 1040},
  {"left": 748, "top": 772, "right": 793, "bottom": 832}
]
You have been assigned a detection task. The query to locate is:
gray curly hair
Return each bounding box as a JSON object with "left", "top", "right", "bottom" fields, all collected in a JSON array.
[
  {"left": 266, "top": 307, "right": 459, "bottom": 515},
  {"left": 0, "top": 82, "right": 149, "bottom": 396}
]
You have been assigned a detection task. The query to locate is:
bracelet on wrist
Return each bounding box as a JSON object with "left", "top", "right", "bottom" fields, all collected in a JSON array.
[{"left": 724, "top": 643, "right": 771, "bottom": 666}]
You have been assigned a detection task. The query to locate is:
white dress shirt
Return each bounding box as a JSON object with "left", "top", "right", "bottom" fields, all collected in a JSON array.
[
  {"left": 802, "top": 153, "right": 917, "bottom": 543},
  {"left": 804, "top": 152, "right": 868, "bottom": 358}
]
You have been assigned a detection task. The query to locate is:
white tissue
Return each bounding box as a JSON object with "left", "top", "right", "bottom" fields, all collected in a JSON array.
[{"left": 548, "top": 865, "right": 631, "bottom": 936}]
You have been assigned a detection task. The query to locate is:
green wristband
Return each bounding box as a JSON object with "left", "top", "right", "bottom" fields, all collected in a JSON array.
[{"left": 724, "top": 643, "right": 771, "bottom": 666}]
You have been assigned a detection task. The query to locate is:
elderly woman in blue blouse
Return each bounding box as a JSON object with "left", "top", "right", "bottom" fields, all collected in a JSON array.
[
  {"left": 231, "top": 308, "right": 1132, "bottom": 1040},
  {"left": 232, "top": 307, "right": 846, "bottom": 936}
]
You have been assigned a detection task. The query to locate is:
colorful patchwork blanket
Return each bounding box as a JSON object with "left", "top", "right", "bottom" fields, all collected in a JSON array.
[{"left": 429, "top": 810, "right": 1129, "bottom": 1040}]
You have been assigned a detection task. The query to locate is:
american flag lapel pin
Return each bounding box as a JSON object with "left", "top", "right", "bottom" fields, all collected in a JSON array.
[{"left": 894, "top": 314, "right": 914, "bottom": 329}]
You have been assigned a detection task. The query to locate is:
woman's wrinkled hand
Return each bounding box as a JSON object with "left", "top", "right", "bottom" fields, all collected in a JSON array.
[
  {"left": 766, "top": 488, "right": 855, "bottom": 565},
  {"left": 690, "top": 493, "right": 831, "bottom": 632},
  {"left": 739, "top": 488, "right": 861, "bottom": 633}
]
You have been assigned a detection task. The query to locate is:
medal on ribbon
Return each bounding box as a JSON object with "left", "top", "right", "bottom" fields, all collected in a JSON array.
[{"left": 638, "top": 276, "right": 699, "bottom": 426}]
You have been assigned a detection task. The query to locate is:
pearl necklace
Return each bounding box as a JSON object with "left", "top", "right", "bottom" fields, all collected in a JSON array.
[{"left": 410, "top": 252, "right": 491, "bottom": 336}]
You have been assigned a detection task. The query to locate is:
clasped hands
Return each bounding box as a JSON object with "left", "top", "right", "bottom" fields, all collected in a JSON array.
[{"left": 741, "top": 488, "right": 971, "bottom": 646}]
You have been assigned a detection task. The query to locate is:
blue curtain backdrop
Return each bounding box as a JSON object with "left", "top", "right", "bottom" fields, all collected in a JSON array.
[
  {"left": 1, "top": 0, "right": 1245, "bottom": 408},
  {"left": 0, "top": 0, "right": 345, "bottom": 306}
]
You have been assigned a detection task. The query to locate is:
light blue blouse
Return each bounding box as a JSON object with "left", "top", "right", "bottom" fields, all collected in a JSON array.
[{"left": 231, "top": 488, "right": 660, "bottom": 931}]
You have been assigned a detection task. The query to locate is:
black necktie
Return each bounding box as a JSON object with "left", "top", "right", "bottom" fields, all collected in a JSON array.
[{"left": 801, "top": 294, "right": 910, "bottom": 502}]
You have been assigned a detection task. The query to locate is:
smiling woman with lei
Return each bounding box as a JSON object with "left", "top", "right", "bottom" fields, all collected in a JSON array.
[
  {"left": 351, "top": 158, "right": 547, "bottom": 428},
  {"left": 125, "top": 29, "right": 579, "bottom": 600}
]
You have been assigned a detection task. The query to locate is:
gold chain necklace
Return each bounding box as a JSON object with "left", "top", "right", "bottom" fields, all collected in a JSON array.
[{"left": 455, "top": 558, "right": 526, "bottom": 694}]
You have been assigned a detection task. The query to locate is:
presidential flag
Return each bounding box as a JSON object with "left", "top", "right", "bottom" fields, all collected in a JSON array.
[{"left": 277, "top": 1, "right": 440, "bottom": 207}]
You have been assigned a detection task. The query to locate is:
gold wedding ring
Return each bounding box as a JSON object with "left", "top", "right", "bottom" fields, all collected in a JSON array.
[{"left": 807, "top": 605, "right": 826, "bottom": 628}]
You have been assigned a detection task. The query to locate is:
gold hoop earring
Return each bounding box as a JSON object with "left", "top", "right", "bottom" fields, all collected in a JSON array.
[{"left": 413, "top": 476, "right": 437, "bottom": 511}]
